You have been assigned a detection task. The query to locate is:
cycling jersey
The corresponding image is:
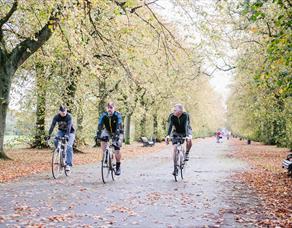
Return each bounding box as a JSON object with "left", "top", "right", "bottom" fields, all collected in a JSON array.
[
  {"left": 98, "top": 111, "right": 122, "bottom": 134},
  {"left": 167, "top": 112, "right": 191, "bottom": 136}
]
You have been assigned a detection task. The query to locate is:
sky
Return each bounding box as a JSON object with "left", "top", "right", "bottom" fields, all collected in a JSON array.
[{"left": 152, "top": 0, "right": 235, "bottom": 105}]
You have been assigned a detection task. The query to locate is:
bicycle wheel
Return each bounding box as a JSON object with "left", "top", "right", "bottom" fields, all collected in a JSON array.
[
  {"left": 61, "top": 149, "right": 70, "bottom": 177},
  {"left": 109, "top": 152, "right": 115, "bottom": 181},
  {"left": 173, "top": 152, "right": 179, "bottom": 182},
  {"left": 101, "top": 150, "right": 111, "bottom": 183},
  {"left": 52, "top": 149, "right": 63, "bottom": 179},
  {"left": 180, "top": 155, "right": 185, "bottom": 180}
]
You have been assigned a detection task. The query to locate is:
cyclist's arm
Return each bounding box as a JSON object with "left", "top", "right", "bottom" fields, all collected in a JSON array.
[
  {"left": 116, "top": 112, "right": 123, "bottom": 134},
  {"left": 167, "top": 115, "right": 173, "bottom": 136},
  {"left": 48, "top": 116, "right": 57, "bottom": 136},
  {"left": 185, "top": 113, "right": 190, "bottom": 136},
  {"left": 97, "top": 113, "right": 106, "bottom": 133},
  {"left": 66, "top": 115, "right": 73, "bottom": 136}
]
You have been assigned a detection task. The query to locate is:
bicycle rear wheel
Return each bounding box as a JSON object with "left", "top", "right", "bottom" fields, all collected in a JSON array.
[
  {"left": 101, "top": 150, "right": 112, "bottom": 183},
  {"left": 52, "top": 149, "right": 63, "bottom": 179}
]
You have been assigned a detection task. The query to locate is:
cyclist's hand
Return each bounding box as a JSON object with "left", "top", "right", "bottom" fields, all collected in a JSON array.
[
  {"left": 115, "top": 129, "right": 120, "bottom": 136},
  {"left": 96, "top": 131, "right": 101, "bottom": 139},
  {"left": 113, "top": 133, "right": 120, "bottom": 141},
  {"left": 165, "top": 135, "right": 170, "bottom": 145},
  {"left": 45, "top": 135, "right": 50, "bottom": 141},
  {"left": 64, "top": 135, "right": 69, "bottom": 142},
  {"left": 186, "top": 135, "right": 192, "bottom": 141},
  {"left": 94, "top": 135, "right": 100, "bottom": 143}
]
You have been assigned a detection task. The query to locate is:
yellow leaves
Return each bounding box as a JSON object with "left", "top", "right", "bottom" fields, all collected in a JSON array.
[
  {"left": 249, "top": 26, "right": 258, "bottom": 33},
  {"left": 48, "top": 24, "right": 54, "bottom": 31}
]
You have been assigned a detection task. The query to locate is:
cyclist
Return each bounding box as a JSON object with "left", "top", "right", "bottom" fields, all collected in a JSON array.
[
  {"left": 216, "top": 130, "right": 222, "bottom": 143},
  {"left": 165, "top": 104, "right": 193, "bottom": 175},
  {"left": 47, "top": 105, "right": 75, "bottom": 172},
  {"left": 95, "top": 102, "right": 123, "bottom": 176}
]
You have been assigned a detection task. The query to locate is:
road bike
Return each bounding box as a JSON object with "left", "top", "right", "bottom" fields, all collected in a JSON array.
[
  {"left": 101, "top": 138, "right": 117, "bottom": 184},
  {"left": 172, "top": 136, "right": 187, "bottom": 182},
  {"left": 51, "top": 136, "right": 70, "bottom": 179}
]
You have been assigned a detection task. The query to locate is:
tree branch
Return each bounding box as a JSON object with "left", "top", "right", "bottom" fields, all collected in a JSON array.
[
  {"left": 9, "top": 10, "right": 60, "bottom": 69},
  {"left": 0, "top": 0, "right": 18, "bottom": 28}
]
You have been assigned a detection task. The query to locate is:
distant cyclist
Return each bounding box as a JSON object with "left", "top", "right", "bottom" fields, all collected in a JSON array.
[
  {"left": 216, "top": 130, "right": 222, "bottom": 143},
  {"left": 47, "top": 105, "right": 75, "bottom": 172},
  {"left": 95, "top": 102, "right": 123, "bottom": 175},
  {"left": 165, "top": 104, "right": 193, "bottom": 175}
]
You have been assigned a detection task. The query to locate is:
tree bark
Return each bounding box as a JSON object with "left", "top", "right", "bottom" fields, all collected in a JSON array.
[
  {"left": 75, "top": 106, "right": 86, "bottom": 146},
  {"left": 140, "top": 111, "right": 147, "bottom": 138},
  {"left": 124, "top": 114, "right": 131, "bottom": 144},
  {"left": 153, "top": 113, "right": 158, "bottom": 140},
  {"left": 32, "top": 63, "right": 48, "bottom": 148},
  {"left": 0, "top": 68, "right": 12, "bottom": 159}
]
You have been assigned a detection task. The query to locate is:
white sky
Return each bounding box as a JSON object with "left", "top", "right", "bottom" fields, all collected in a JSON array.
[{"left": 152, "top": 0, "right": 235, "bottom": 104}]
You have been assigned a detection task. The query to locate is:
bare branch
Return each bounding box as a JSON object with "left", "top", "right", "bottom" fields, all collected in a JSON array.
[
  {"left": 145, "top": 4, "right": 186, "bottom": 52},
  {"left": 57, "top": 23, "right": 72, "bottom": 53}
]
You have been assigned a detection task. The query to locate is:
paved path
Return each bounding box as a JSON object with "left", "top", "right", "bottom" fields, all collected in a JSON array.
[{"left": 0, "top": 138, "right": 263, "bottom": 227}]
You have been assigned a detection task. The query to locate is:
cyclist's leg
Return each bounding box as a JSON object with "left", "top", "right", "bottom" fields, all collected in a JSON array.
[
  {"left": 186, "top": 127, "right": 192, "bottom": 153},
  {"left": 66, "top": 133, "right": 75, "bottom": 167},
  {"left": 100, "top": 129, "right": 110, "bottom": 153},
  {"left": 54, "top": 130, "right": 64, "bottom": 148},
  {"left": 172, "top": 133, "right": 179, "bottom": 163},
  {"left": 113, "top": 134, "right": 123, "bottom": 175},
  {"left": 173, "top": 145, "right": 178, "bottom": 163},
  {"left": 114, "top": 134, "right": 122, "bottom": 161},
  {"left": 172, "top": 145, "right": 179, "bottom": 175}
]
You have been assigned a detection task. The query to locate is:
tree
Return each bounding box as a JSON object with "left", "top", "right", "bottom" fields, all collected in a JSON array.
[{"left": 0, "top": 1, "right": 61, "bottom": 158}]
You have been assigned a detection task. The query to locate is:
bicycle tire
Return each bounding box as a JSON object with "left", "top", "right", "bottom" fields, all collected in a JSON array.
[
  {"left": 180, "top": 157, "right": 184, "bottom": 180},
  {"left": 109, "top": 152, "right": 115, "bottom": 181},
  {"left": 63, "top": 150, "right": 70, "bottom": 177},
  {"left": 101, "top": 150, "right": 111, "bottom": 183},
  {"left": 173, "top": 152, "right": 178, "bottom": 182},
  {"left": 52, "top": 149, "right": 63, "bottom": 179}
]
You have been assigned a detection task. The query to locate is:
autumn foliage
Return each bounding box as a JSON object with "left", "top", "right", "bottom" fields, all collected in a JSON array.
[{"left": 229, "top": 139, "right": 292, "bottom": 227}]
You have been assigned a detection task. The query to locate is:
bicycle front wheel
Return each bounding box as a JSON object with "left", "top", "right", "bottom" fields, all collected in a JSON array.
[
  {"left": 101, "top": 150, "right": 112, "bottom": 184},
  {"left": 173, "top": 153, "right": 179, "bottom": 182},
  {"left": 52, "top": 149, "right": 63, "bottom": 179},
  {"left": 180, "top": 156, "right": 185, "bottom": 180},
  {"left": 109, "top": 152, "right": 115, "bottom": 181}
]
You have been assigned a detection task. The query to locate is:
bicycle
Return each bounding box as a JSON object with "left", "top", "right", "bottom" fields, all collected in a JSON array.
[
  {"left": 100, "top": 137, "right": 117, "bottom": 184},
  {"left": 51, "top": 136, "right": 70, "bottom": 179},
  {"left": 172, "top": 136, "right": 187, "bottom": 182}
]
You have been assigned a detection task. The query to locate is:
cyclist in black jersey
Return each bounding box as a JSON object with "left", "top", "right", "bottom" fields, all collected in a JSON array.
[
  {"left": 165, "top": 104, "right": 193, "bottom": 174},
  {"left": 95, "top": 102, "right": 123, "bottom": 175}
]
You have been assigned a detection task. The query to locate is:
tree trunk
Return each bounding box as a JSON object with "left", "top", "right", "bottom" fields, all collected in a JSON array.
[
  {"left": 0, "top": 65, "right": 14, "bottom": 159},
  {"left": 32, "top": 63, "right": 47, "bottom": 148},
  {"left": 140, "top": 111, "right": 147, "bottom": 138},
  {"left": 75, "top": 106, "right": 86, "bottom": 146},
  {"left": 124, "top": 114, "right": 131, "bottom": 144},
  {"left": 98, "top": 79, "right": 107, "bottom": 115},
  {"left": 153, "top": 113, "right": 158, "bottom": 141}
]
